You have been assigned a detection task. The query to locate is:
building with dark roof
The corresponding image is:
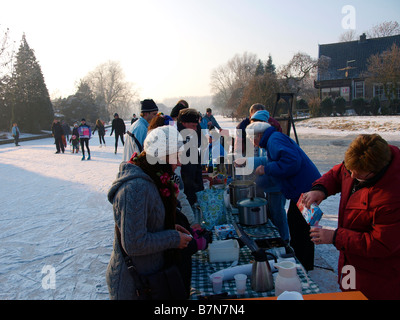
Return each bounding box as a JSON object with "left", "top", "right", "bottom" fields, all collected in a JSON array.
[{"left": 315, "top": 33, "right": 400, "bottom": 104}]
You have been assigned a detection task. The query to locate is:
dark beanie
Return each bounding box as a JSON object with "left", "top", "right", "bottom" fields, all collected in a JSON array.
[
  {"left": 141, "top": 99, "right": 159, "bottom": 113},
  {"left": 170, "top": 103, "right": 188, "bottom": 118},
  {"left": 178, "top": 108, "right": 199, "bottom": 123}
]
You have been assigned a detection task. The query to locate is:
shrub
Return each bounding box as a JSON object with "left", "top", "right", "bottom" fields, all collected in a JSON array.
[
  {"left": 334, "top": 96, "right": 346, "bottom": 115},
  {"left": 351, "top": 98, "right": 366, "bottom": 115},
  {"left": 370, "top": 96, "right": 381, "bottom": 115},
  {"left": 320, "top": 97, "right": 334, "bottom": 116}
]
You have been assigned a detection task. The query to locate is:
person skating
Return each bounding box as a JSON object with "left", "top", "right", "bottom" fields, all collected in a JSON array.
[
  {"left": 51, "top": 120, "right": 65, "bottom": 154},
  {"left": 93, "top": 119, "right": 106, "bottom": 148},
  {"left": 11, "top": 123, "right": 21, "bottom": 146},
  {"left": 110, "top": 113, "right": 126, "bottom": 154},
  {"left": 70, "top": 123, "right": 80, "bottom": 153},
  {"left": 78, "top": 119, "right": 92, "bottom": 160}
]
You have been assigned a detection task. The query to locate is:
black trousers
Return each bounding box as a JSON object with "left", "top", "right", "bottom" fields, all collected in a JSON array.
[
  {"left": 99, "top": 134, "right": 106, "bottom": 145},
  {"left": 287, "top": 200, "right": 315, "bottom": 271},
  {"left": 80, "top": 138, "right": 90, "bottom": 156},
  {"left": 114, "top": 133, "right": 124, "bottom": 150},
  {"left": 14, "top": 134, "right": 19, "bottom": 146}
]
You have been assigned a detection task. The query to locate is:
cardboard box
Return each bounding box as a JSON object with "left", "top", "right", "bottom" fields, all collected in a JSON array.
[
  {"left": 214, "top": 224, "right": 237, "bottom": 240},
  {"left": 297, "top": 194, "right": 324, "bottom": 226},
  {"left": 208, "top": 239, "right": 240, "bottom": 263}
]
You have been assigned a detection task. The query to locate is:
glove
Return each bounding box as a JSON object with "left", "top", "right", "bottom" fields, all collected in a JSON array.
[{"left": 192, "top": 227, "right": 213, "bottom": 251}]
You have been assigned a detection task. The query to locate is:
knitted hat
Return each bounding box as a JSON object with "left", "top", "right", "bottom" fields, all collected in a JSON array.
[
  {"left": 141, "top": 99, "right": 159, "bottom": 113},
  {"left": 178, "top": 108, "right": 199, "bottom": 124},
  {"left": 251, "top": 110, "right": 270, "bottom": 122},
  {"left": 163, "top": 115, "right": 174, "bottom": 125},
  {"left": 144, "top": 125, "right": 183, "bottom": 162},
  {"left": 170, "top": 103, "right": 188, "bottom": 118}
]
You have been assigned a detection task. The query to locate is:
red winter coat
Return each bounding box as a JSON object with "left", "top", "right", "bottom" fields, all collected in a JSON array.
[{"left": 313, "top": 145, "right": 400, "bottom": 300}]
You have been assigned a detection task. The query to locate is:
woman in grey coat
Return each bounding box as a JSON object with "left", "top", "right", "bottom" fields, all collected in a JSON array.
[{"left": 106, "top": 126, "right": 192, "bottom": 300}]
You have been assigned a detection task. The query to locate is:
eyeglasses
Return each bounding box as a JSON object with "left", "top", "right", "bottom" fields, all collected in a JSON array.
[{"left": 349, "top": 170, "right": 375, "bottom": 180}]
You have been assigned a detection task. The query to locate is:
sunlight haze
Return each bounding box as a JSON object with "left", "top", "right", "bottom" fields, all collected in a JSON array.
[{"left": 1, "top": 0, "right": 399, "bottom": 102}]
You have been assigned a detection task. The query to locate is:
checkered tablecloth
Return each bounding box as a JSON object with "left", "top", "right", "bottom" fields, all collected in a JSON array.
[
  {"left": 190, "top": 245, "right": 320, "bottom": 299},
  {"left": 190, "top": 206, "right": 321, "bottom": 299}
]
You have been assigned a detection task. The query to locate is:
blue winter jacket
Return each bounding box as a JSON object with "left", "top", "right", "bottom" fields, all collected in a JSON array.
[{"left": 257, "top": 126, "right": 321, "bottom": 201}]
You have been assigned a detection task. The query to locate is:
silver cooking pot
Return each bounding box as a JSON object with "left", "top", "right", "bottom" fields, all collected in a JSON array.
[
  {"left": 229, "top": 180, "right": 256, "bottom": 208},
  {"left": 237, "top": 197, "right": 268, "bottom": 226}
]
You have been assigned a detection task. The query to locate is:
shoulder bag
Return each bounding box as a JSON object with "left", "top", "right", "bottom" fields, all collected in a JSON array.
[{"left": 115, "top": 225, "right": 187, "bottom": 300}]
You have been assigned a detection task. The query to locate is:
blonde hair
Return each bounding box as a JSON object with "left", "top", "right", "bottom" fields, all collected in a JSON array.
[{"left": 345, "top": 134, "right": 391, "bottom": 173}]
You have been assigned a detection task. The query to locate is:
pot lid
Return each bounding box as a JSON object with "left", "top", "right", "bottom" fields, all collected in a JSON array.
[
  {"left": 237, "top": 197, "right": 267, "bottom": 208},
  {"left": 230, "top": 180, "right": 255, "bottom": 187}
]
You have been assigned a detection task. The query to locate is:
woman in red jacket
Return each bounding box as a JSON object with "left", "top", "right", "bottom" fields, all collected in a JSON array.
[{"left": 303, "top": 134, "right": 400, "bottom": 300}]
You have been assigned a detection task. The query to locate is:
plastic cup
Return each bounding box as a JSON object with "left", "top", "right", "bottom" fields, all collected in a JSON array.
[
  {"left": 234, "top": 273, "right": 247, "bottom": 295},
  {"left": 211, "top": 274, "right": 223, "bottom": 293}
]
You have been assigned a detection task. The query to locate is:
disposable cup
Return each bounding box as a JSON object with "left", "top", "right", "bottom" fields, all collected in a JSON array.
[
  {"left": 234, "top": 273, "right": 247, "bottom": 295},
  {"left": 212, "top": 275, "right": 223, "bottom": 293}
]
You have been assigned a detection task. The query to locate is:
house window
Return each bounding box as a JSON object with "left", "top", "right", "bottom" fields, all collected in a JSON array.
[
  {"left": 373, "top": 84, "right": 385, "bottom": 100},
  {"left": 321, "top": 88, "right": 330, "bottom": 99},
  {"left": 341, "top": 87, "right": 350, "bottom": 101},
  {"left": 331, "top": 87, "right": 340, "bottom": 99},
  {"left": 355, "top": 81, "right": 364, "bottom": 98}
]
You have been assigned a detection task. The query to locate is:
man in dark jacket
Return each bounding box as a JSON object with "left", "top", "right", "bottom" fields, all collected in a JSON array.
[
  {"left": 110, "top": 113, "right": 126, "bottom": 154},
  {"left": 51, "top": 120, "right": 65, "bottom": 154},
  {"left": 176, "top": 108, "right": 204, "bottom": 206}
]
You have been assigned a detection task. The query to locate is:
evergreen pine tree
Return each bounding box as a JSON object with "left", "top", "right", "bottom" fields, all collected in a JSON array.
[
  {"left": 255, "top": 59, "right": 265, "bottom": 76},
  {"left": 265, "top": 54, "right": 276, "bottom": 75},
  {"left": 10, "top": 34, "right": 54, "bottom": 133},
  {"left": 60, "top": 80, "right": 98, "bottom": 124}
]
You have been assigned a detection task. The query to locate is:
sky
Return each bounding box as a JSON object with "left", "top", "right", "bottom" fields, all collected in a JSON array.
[{"left": 1, "top": 0, "right": 399, "bottom": 102}]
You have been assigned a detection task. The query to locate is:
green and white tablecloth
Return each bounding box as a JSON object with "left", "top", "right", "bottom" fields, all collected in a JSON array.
[
  {"left": 190, "top": 206, "right": 321, "bottom": 299},
  {"left": 190, "top": 244, "right": 320, "bottom": 299}
]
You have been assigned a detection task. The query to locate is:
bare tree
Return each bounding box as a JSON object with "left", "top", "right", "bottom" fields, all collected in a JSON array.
[
  {"left": 0, "top": 27, "right": 15, "bottom": 78},
  {"left": 339, "top": 29, "right": 358, "bottom": 42},
  {"left": 84, "top": 60, "right": 139, "bottom": 119},
  {"left": 278, "top": 52, "right": 329, "bottom": 97},
  {"left": 367, "top": 21, "right": 400, "bottom": 38},
  {"left": 210, "top": 52, "right": 258, "bottom": 111},
  {"left": 366, "top": 43, "right": 400, "bottom": 107}
]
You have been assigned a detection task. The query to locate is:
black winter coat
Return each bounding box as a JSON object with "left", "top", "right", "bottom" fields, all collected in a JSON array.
[
  {"left": 52, "top": 122, "right": 63, "bottom": 138},
  {"left": 111, "top": 118, "right": 126, "bottom": 135}
]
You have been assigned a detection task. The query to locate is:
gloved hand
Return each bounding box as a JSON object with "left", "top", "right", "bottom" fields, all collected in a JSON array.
[{"left": 192, "top": 227, "right": 213, "bottom": 251}]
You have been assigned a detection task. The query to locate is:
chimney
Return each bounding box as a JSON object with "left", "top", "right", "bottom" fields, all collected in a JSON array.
[{"left": 359, "top": 33, "right": 367, "bottom": 43}]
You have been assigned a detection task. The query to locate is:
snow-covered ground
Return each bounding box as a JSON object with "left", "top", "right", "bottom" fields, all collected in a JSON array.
[{"left": 0, "top": 115, "right": 399, "bottom": 299}]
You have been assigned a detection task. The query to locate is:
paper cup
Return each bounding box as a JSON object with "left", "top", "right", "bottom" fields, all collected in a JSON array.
[
  {"left": 211, "top": 274, "right": 223, "bottom": 293},
  {"left": 234, "top": 273, "right": 247, "bottom": 295}
]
